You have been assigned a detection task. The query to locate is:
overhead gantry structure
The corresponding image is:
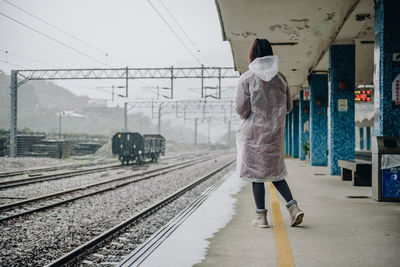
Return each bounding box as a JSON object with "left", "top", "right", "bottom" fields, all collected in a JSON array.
[
  {"left": 9, "top": 66, "right": 239, "bottom": 156},
  {"left": 126, "top": 100, "right": 237, "bottom": 145}
]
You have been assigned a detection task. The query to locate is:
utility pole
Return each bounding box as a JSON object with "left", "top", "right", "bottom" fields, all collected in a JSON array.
[
  {"left": 59, "top": 112, "right": 62, "bottom": 139},
  {"left": 10, "top": 71, "right": 17, "bottom": 157},
  {"left": 124, "top": 103, "right": 128, "bottom": 131},
  {"left": 158, "top": 103, "right": 162, "bottom": 134},
  {"left": 218, "top": 68, "right": 222, "bottom": 99},
  {"left": 201, "top": 64, "right": 204, "bottom": 98},
  {"left": 194, "top": 118, "right": 198, "bottom": 145},
  {"left": 125, "top": 66, "right": 129, "bottom": 97},
  {"left": 170, "top": 66, "right": 174, "bottom": 99}
]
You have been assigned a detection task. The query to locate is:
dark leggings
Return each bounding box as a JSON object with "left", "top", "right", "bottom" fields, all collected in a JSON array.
[{"left": 252, "top": 180, "right": 293, "bottom": 210}]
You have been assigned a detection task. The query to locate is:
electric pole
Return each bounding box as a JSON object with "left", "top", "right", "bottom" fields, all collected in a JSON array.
[{"left": 124, "top": 103, "right": 128, "bottom": 131}]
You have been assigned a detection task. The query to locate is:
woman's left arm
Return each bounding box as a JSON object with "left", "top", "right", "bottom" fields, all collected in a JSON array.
[{"left": 234, "top": 76, "right": 251, "bottom": 119}]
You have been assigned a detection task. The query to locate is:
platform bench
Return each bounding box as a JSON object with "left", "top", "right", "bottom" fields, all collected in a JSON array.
[{"left": 337, "top": 159, "right": 372, "bottom": 186}]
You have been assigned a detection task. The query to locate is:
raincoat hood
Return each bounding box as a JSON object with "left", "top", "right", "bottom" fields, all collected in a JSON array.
[{"left": 248, "top": 55, "right": 279, "bottom": 82}]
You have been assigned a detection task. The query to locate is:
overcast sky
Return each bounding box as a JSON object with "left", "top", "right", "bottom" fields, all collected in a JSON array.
[
  {"left": 0, "top": 0, "right": 240, "bottom": 141},
  {"left": 0, "top": 0, "right": 237, "bottom": 103}
]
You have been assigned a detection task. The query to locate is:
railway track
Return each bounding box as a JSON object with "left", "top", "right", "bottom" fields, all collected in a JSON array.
[
  {"left": 0, "top": 153, "right": 202, "bottom": 189},
  {"left": 0, "top": 159, "right": 117, "bottom": 179},
  {"left": 0, "top": 163, "right": 123, "bottom": 189},
  {"left": 45, "top": 159, "right": 235, "bottom": 267},
  {"left": 0, "top": 155, "right": 220, "bottom": 222}
]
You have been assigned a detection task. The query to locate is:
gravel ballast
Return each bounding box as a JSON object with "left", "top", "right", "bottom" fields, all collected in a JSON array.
[
  {"left": 0, "top": 156, "right": 187, "bottom": 206},
  {"left": 0, "top": 153, "right": 235, "bottom": 266}
]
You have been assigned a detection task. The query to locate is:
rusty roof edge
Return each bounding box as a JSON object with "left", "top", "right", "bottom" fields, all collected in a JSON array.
[{"left": 308, "top": 0, "right": 361, "bottom": 76}]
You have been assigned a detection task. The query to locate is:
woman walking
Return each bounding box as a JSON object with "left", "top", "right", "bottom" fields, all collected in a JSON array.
[{"left": 235, "top": 38, "right": 304, "bottom": 228}]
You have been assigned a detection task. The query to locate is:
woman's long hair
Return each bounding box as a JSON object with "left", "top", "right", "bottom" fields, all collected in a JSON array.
[{"left": 249, "top": 38, "right": 274, "bottom": 62}]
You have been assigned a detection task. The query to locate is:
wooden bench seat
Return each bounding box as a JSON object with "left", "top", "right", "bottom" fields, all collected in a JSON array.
[{"left": 338, "top": 159, "right": 372, "bottom": 186}]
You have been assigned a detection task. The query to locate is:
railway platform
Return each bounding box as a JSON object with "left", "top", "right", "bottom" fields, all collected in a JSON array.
[{"left": 119, "top": 158, "right": 400, "bottom": 267}]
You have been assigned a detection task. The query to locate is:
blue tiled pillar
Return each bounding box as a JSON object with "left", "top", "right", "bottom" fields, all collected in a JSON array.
[
  {"left": 329, "top": 45, "right": 355, "bottom": 175},
  {"left": 366, "top": 126, "right": 371, "bottom": 150},
  {"left": 292, "top": 100, "right": 299, "bottom": 158},
  {"left": 309, "top": 74, "right": 328, "bottom": 166},
  {"left": 299, "top": 90, "right": 310, "bottom": 161},
  {"left": 360, "top": 128, "right": 364, "bottom": 150},
  {"left": 374, "top": 0, "right": 400, "bottom": 136},
  {"left": 285, "top": 115, "right": 288, "bottom": 155},
  {"left": 288, "top": 111, "right": 293, "bottom": 157}
]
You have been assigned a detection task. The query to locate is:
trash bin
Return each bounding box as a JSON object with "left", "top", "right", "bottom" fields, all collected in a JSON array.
[{"left": 372, "top": 136, "right": 400, "bottom": 201}]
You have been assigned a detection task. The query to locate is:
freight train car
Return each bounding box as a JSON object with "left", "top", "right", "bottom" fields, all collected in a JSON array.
[{"left": 112, "top": 132, "right": 165, "bottom": 165}]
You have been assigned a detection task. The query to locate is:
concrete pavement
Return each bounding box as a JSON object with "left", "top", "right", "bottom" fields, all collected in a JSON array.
[{"left": 195, "top": 158, "right": 400, "bottom": 267}]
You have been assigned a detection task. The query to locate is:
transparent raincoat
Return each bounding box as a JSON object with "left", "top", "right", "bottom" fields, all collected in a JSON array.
[{"left": 235, "top": 55, "right": 292, "bottom": 182}]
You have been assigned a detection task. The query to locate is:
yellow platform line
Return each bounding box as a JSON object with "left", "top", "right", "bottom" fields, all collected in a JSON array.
[{"left": 268, "top": 182, "right": 295, "bottom": 267}]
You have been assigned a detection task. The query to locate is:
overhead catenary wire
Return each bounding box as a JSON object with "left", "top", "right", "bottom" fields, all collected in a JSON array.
[
  {"left": 157, "top": 0, "right": 211, "bottom": 66},
  {"left": 146, "top": 0, "right": 203, "bottom": 66},
  {"left": 0, "top": 48, "right": 58, "bottom": 68},
  {"left": 1, "top": 0, "right": 153, "bottom": 88},
  {"left": 0, "top": 48, "right": 118, "bottom": 99},
  {"left": 2, "top": 0, "right": 130, "bottom": 67},
  {"left": 0, "top": 11, "right": 106, "bottom": 66}
]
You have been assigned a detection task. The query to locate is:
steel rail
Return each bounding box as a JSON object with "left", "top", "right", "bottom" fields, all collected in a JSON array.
[
  {"left": 0, "top": 159, "right": 117, "bottom": 179},
  {"left": 45, "top": 159, "right": 235, "bottom": 267},
  {"left": 0, "top": 156, "right": 206, "bottom": 212},
  {"left": 0, "top": 164, "right": 123, "bottom": 189},
  {"left": 0, "top": 155, "right": 221, "bottom": 222},
  {"left": 0, "top": 152, "right": 201, "bottom": 181},
  {"left": 0, "top": 153, "right": 200, "bottom": 189}
]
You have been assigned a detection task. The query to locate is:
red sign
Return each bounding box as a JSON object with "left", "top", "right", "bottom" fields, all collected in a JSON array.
[
  {"left": 355, "top": 89, "right": 372, "bottom": 102},
  {"left": 303, "top": 88, "right": 310, "bottom": 101}
]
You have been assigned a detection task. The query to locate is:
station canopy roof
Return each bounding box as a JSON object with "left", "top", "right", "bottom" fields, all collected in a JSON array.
[{"left": 215, "top": 0, "right": 375, "bottom": 98}]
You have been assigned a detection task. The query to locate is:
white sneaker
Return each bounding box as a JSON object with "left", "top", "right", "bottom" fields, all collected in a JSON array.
[
  {"left": 252, "top": 209, "right": 269, "bottom": 228},
  {"left": 286, "top": 200, "right": 304, "bottom": 227}
]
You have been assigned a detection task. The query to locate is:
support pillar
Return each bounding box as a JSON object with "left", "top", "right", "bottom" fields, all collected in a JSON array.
[
  {"left": 10, "top": 71, "right": 18, "bottom": 157},
  {"left": 360, "top": 128, "right": 364, "bottom": 150},
  {"left": 329, "top": 45, "right": 355, "bottom": 175},
  {"left": 373, "top": 0, "right": 400, "bottom": 136},
  {"left": 373, "top": 0, "right": 400, "bottom": 201},
  {"left": 366, "top": 126, "right": 371, "bottom": 150},
  {"left": 309, "top": 74, "right": 328, "bottom": 166},
  {"left": 299, "top": 90, "right": 310, "bottom": 161},
  {"left": 292, "top": 100, "right": 299, "bottom": 158}
]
